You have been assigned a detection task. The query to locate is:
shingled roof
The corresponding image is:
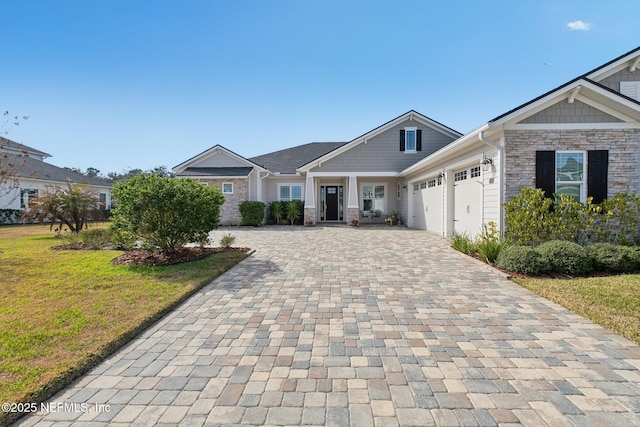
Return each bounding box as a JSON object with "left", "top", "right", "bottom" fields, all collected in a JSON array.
[
  {"left": 178, "top": 167, "right": 253, "bottom": 177},
  {"left": 249, "top": 142, "right": 346, "bottom": 174},
  {"left": 0, "top": 136, "right": 51, "bottom": 158},
  {"left": 5, "top": 153, "right": 111, "bottom": 187}
]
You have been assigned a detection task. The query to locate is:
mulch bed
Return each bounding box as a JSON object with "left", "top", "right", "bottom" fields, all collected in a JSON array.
[
  {"left": 51, "top": 243, "right": 251, "bottom": 266},
  {"left": 110, "top": 247, "right": 251, "bottom": 266}
]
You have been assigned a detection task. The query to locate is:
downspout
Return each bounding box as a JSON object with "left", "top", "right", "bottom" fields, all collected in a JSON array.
[{"left": 478, "top": 130, "right": 504, "bottom": 233}]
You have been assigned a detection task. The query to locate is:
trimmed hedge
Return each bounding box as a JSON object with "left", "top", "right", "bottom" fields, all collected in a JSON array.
[
  {"left": 239, "top": 201, "right": 265, "bottom": 226},
  {"left": 587, "top": 243, "right": 638, "bottom": 273},
  {"left": 497, "top": 245, "right": 549, "bottom": 276},
  {"left": 0, "top": 209, "right": 22, "bottom": 225},
  {"left": 536, "top": 240, "right": 592, "bottom": 276}
]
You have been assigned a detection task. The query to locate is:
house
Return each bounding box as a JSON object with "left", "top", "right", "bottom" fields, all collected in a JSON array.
[
  {"left": 173, "top": 112, "right": 462, "bottom": 225},
  {"left": 175, "top": 46, "right": 640, "bottom": 235},
  {"left": 0, "top": 137, "right": 112, "bottom": 221}
]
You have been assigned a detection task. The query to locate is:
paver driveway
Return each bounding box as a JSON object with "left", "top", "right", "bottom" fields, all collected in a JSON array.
[{"left": 16, "top": 226, "right": 640, "bottom": 426}]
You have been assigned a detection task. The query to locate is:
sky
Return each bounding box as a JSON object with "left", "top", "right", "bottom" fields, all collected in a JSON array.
[{"left": 2, "top": 0, "right": 639, "bottom": 175}]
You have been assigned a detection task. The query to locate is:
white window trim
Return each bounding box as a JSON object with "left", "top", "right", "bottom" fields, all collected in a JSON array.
[
  {"left": 555, "top": 150, "right": 586, "bottom": 203},
  {"left": 277, "top": 184, "right": 304, "bottom": 201},
  {"left": 404, "top": 127, "right": 417, "bottom": 153},
  {"left": 360, "top": 183, "right": 387, "bottom": 213},
  {"left": 222, "top": 182, "right": 234, "bottom": 194}
]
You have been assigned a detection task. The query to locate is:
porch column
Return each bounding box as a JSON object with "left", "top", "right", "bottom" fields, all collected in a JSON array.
[
  {"left": 304, "top": 174, "right": 316, "bottom": 224},
  {"left": 347, "top": 175, "right": 359, "bottom": 224}
]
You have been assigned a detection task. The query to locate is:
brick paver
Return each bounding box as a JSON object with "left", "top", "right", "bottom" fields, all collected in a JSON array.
[{"left": 15, "top": 226, "right": 640, "bottom": 426}]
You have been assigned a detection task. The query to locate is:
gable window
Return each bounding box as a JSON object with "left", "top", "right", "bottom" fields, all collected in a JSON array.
[
  {"left": 399, "top": 128, "right": 422, "bottom": 153},
  {"left": 20, "top": 189, "right": 37, "bottom": 209},
  {"left": 555, "top": 151, "right": 585, "bottom": 202},
  {"left": 222, "top": 182, "right": 234, "bottom": 194},
  {"left": 279, "top": 184, "right": 303, "bottom": 201},
  {"left": 362, "top": 184, "right": 385, "bottom": 212},
  {"left": 536, "top": 150, "right": 608, "bottom": 204}
]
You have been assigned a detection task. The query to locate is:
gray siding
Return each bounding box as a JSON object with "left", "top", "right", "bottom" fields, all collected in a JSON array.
[
  {"left": 519, "top": 100, "right": 622, "bottom": 124},
  {"left": 598, "top": 69, "right": 640, "bottom": 92},
  {"left": 196, "top": 151, "right": 249, "bottom": 168},
  {"left": 310, "top": 119, "right": 456, "bottom": 173}
]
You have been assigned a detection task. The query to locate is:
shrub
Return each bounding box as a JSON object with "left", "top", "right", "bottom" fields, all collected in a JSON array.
[
  {"left": 219, "top": 233, "right": 236, "bottom": 249},
  {"left": 110, "top": 175, "right": 225, "bottom": 253},
  {"left": 536, "top": 240, "right": 592, "bottom": 276},
  {"left": 600, "top": 193, "right": 640, "bottom": 245},
  {"left": 475, "top": 222, "right": 509, "bottom": 263},
  {"left": 79, "top": 228, "right": 113, "bottom": 249},
  {"left": 0, "top": 209, "right": 22, "bottom": 225},
  {"left": 504, "top": 187, "right": 555, "bottom": 245},
  {"left": 497, "top": 245, "right": 549, "bottom": 276},
  {"left": 449, "top": 231, "right": 476, "bottom": 255},
  {"left": 239, "top": 201, "right": 265, "bottom": 226},
  {"left": 587, "top": 243, "right": 638, "bottom": 273}
]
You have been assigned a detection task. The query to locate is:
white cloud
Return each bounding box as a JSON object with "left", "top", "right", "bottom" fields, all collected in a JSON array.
[{"left": 567, "top": 20, "right": 592, "bottom": 31}]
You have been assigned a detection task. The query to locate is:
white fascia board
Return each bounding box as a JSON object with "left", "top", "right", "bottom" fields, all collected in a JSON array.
[
  {"left": 173, "top": 145, "right": 267, "bottom": 174},
  {"left": 586, "top": 52, "right": 640, "bottom": 81},
  {"left": 399, "top": 124, "right": 490, "bottom": 177},
  {"left": 17, "top": 177, "right": 112, "bottom": 190},
  {"left": 309, "top": 171, "right": 399, "bottom": 177},
  {"left": 182, "top": 175, "right": 250, "bottom": 180},
  {"left": 506, "top": 123, "right": 640, "bottom": 130}
]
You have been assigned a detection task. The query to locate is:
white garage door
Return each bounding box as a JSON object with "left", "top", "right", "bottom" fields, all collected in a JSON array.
[
  {"left": 411, "top": 178, "right": 442, "bottom": 233},
  {"left": 453, "top": 166, "right": 483, "bottom": 237},
  {"left": 411, "top": 183, "right": 426, "bottom": 230}
]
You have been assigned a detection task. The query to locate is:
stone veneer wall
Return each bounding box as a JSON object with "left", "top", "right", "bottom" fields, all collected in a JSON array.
[
  {"left": 199, "top": 178, "right": 249, "bottom": 224},
  {"left": 304, "top": 207, "right": 316, "bottom": 225},
  {"left": 504, "top": 129, "right": 640, "bottom": 201},
  {"left": 347, "top": 208, "right": 359, "bottom": 225}
]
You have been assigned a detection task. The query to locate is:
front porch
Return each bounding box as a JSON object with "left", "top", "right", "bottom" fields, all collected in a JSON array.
[{"left": 303, "top": 173, "right": 405, "bottom": 225}]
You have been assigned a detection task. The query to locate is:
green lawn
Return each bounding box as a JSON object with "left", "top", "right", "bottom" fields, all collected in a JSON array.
[
  {"left": 513, "top": 275, "right": 640, "bottom": 345},
  {"left": 0, "top": 225, "right": 247, "bottom": 424}
]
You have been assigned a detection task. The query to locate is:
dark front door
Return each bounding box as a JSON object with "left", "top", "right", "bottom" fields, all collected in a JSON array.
[{"left": 326, "top": 186, "right": 339, "bottom": 221}]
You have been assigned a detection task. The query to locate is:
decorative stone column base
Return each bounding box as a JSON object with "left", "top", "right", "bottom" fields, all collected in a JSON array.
[
  {"left": 347, "top": 208, "right": 359, "bottom": 224},
  {"left": 304, "top": 207, "right": 316, "bottom": 225}
]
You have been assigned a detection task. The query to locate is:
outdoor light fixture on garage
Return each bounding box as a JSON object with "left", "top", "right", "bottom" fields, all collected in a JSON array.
[{"left": 481, "top": 157, "right": 493, "bottom": 171}]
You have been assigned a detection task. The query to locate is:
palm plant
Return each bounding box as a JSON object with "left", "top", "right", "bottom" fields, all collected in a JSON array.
[
  {"left": 285, "top": 200, "right": 301, "bottom": 225},
  {"left": 269, "top": 201, "right": 284, "bottom": 224}
]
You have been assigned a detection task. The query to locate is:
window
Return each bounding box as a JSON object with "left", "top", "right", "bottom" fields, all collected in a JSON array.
[
  {"left": 362, "top": 184, "right": 385, "bottom": 212},
  {"left": 405, "top": 128, "right": 417, "bottom": 152},
  {"left": 99, "top": 193, "right": 107, "bottom": 209},
  {"left": 555, "top": 151, "right": 585, "bottom": 202},
  {"left": 397, "top": 183, "right": 401, "bottom": 200},
  {"left": 470, "top": 166, "right": 481, "bottom": 178},
  {"left": 454, "top": 170, "right": 467, "bottom": 182},
  {"left": 427, "top": 179, "right": 436, "bottom": 188},
  {"left": 20, "top": 189, "right": 37, "bottom": 209},
  {"left": 400, "top": 128, "right": 422, "bottom": 152},
  {"left": 437, "top": 175, "right": 443, "bottom": 186},
  {"left": 279, "top": 184, "right": 303, "bottom": 201},
  {"left": 536, "top": 150, "right": 608, "bottom": 204},
  {"left": 419, "top": 182, "right": 427, "bottom": 190},
  {"left": 413, "top": 184, "right": 419, "bottom": 191},
  {"left": 222, "top": 182, "right": 234, "bottom": 194}
]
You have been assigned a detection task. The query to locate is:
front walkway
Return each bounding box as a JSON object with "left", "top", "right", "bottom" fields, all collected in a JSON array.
[{"left": 17, "top": 226, "right": 640, "bottom": 426}]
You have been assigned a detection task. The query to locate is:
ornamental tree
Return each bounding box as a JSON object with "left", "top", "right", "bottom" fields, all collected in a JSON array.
[
  {"left": 20, "top": 182, "right": 104, "bottom": 233},
  {"left": 110, "top": 175, "right": 224, "bottom": 253}
]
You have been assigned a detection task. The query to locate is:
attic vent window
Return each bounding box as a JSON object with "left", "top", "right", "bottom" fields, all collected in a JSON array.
[{"left": 620, "top": 81, "right": 640, "bottom": 101}]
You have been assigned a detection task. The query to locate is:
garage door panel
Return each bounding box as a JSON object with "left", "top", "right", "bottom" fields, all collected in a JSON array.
[
  {"left": 453, "top": 167, "right": 482, "bottom": 237},
  {"left": 411, "top": 179, "right": 441, "bottom": 233}
]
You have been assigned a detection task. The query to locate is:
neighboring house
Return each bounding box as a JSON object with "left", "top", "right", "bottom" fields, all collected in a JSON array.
[
  {"left": 0, "top": 137, "right": 112, "bottom": 219},
  {"left": 176, "top": 46, "right": 640, "bottom": 236}
]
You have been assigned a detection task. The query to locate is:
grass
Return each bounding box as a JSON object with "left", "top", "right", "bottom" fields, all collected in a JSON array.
[
  {"left": 513, "top": 275, "right": 640, "bottom": 345},
  {"left": 0, "top": 224, "right": 247, "bottom": 424}
]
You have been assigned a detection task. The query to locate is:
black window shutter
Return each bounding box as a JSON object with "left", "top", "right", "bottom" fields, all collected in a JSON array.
[
  {"left": 416, "top": 129, "right": 422, "bottom": 151},
  {"left": 588, "top": 150, "right": 608, "bottom": 204},
  {"left": 399, "top": 130, "right": 405, "bottom": 151},
  {"left": 535, "top": 151, "right": 555, "bottom": 199}
]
